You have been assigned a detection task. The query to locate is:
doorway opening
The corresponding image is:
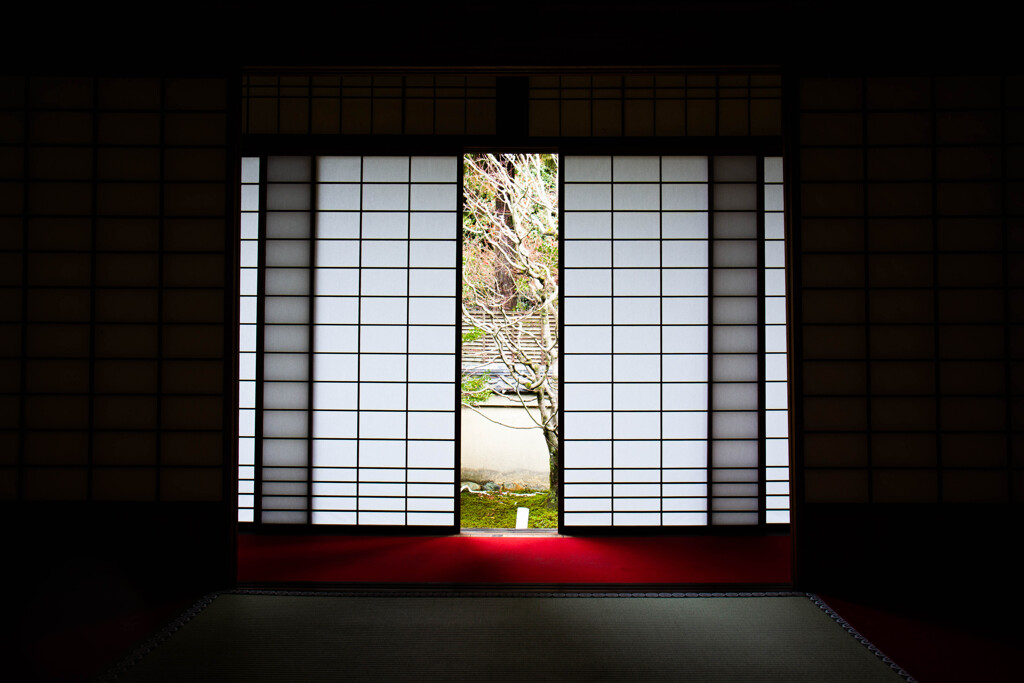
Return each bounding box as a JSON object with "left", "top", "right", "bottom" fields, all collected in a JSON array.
[{"left": 459, "top": 153, "right": 560, "bottom": 530}]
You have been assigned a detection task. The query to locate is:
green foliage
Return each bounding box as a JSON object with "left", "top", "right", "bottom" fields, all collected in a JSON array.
[
  {"left": 459, "top": 490, "right": 558, "bottom": 528},
  {"left": 461, "top": 326, "right": 492, "bottom": 405},
  {"left": 462, "top": 326, "right": 485, "bottom": 344},
  {"left": 461, "top": 372, "right": 491, "bottom": 405}
]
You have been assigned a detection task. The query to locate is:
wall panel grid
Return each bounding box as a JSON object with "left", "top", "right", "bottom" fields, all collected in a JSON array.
[
  {"left": 241, "top": 75, "right": 497, "bottom": 136},
  {"left": 1, "top": 76, "right": 230, "bottom": 504},
  {"left": 529, "top": 74, "right": 782, "bottom": 138},
  {"left": 797, "top": 75, "right": 1022, "bottom": 505},
  {"left": 560, "top": 154, "right": 788, "bottom": 528},
  {"left": 240, "top": 155, "right": 459, "bottom": 527}
]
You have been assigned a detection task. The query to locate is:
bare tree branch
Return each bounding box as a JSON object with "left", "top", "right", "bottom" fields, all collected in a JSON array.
[{"left": 462, "top": 153, "right": 560, "bottom": 504}]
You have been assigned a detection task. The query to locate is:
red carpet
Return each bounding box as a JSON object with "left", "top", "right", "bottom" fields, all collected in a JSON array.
[
  {"left": 237, "top": 534, "right": 791, "bottom": 584},
  {"left": 817, "top": 594, "right": 1021, "bottom": 683}
]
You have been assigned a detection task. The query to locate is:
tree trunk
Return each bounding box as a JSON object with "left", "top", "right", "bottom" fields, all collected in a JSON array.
[
  {"left": 493, "top": 157, "right": 517, "bottom": 309},
  {"left": 543, "top": 425, "right": 559, "bottom": 510}
]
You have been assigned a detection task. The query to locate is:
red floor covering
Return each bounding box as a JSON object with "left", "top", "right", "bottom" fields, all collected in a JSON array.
[
  {"left": 817, "top": 594, "right": 1021, "bottom": 683},
  {"left": 237, "top": 533, "right": 791, "bottom": 584}
]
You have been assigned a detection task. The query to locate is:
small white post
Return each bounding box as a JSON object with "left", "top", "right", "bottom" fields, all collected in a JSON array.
[{"left": 515, "top": 507, "right": 529, "bottom": 529}]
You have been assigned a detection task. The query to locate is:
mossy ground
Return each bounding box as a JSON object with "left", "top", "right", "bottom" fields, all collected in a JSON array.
[{"left": 459, "top": 490, "right": 557, "bottom": 529}]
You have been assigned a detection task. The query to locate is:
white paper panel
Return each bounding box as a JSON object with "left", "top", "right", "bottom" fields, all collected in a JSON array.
[
  {"left": 765, "top": 212, "right": 784, "bottom": 239},
  {"left": 662, "top": 213, "right": 708, "bottom": 239},
  {"left": 362, "top": 157, "right": 409, "bottom": 182},
  {"left": 563, "top": 441, "right": 612, "bottom": 468},
  {"left": 268, "top": 156, "right": 311, "bottom": 182},
  {"left": 260, "top": 156, "right": 311, "bottom": 524},
  {"left": 714, "top": 212, "right": 758, "bottom": 238},
  {"left": 263, "top": 382, "right": 309, "bottom": 410},
  {"left": 562, "top": 326, "right": 611, "bottom": 353},
  {"left": 407, "top": 440, "right": 454, "bottom": 468},
  {"left": 362, "top": 184, "right": 409, "bottom": 210},
  {"left": 613, "top": 412, "right": 661, "bottom": 439},
  {"left": 613, "top": 441, "right": 661, "bottom": 468},
  {"left": 318, "top": 156, "right": 361, "bottom": 182},
  {"left": 316, "top": 241, "right": 359, "bottom": 267},
  {"left": 713, "top": 241, "right": 758, "bottom": 267},
  {"left": 411, "top": 184, "right": 457, "bottom": 210},
  {"left": 410, "top": 212, "right": 456, "bottom": 239},
  {"left": 614, "top": 184, "right": 660, "bottom": 210},
  {"left": 265, "top": 269, "right": 310, "bottom": 296},
  {"left": 267, "top": 212, "right": 311, "bottom": 239},
  {"left": 613, "top": 156, "right": 660, "bottom": 181},
  {"left": 236, "top": 161, "right": 258, "bottom": 524},
  {"left": 613, "top": 240, "right": 660, "bottom": 267},
  {"left": 713, "top": 184, "right": 757, "bottom": 211},
  {"left": 250, "top": 156, "right": 459, "bottom": 527},
  {"left": 660, "top": 353, "right": 706, "bottom": 380},
  {"left": 712, "top": 326, "right": 758, "bottom": 353},
  {"left": 362, "top": 212, "right": 408, "bottom": 238},
  {"left": 565, "top": 469, "right": 613, "bottom": 483},
  {"left": 613, "top": 326, "right": 661, "bottom": 353},
  {"left": 564, "top": 269, "right": 612, "bottom": 296},
  {"left": 661, "top": 269, "right": 708, "bottom": 296},
  {"left": 662, "top": 441, "right": 707, "bottom": 468},
  {"left": 564, "top": 240, "right": 611, "bottom": 267},
  {"left": 318, "top": 213, "right": 360, "bottom": 238},
  {"left": 662, "top": 412, "right": 708, "bottom": 439},
  {"left": 564, "top": 156, "right": 611, "bottom": 181},
  {"left": 713, "top": 156, "right": 756, "bottom": 182},
  {"left": 713, "top": 268, "right": 757, "bottom": 294},
  {"left": 409, "top": 269, "right": 455, "bottom": 295},
  {"left": 411, "top": 156, "right": 457, "bottom": 182},
  {"left": 564, "top": 212, "right": 611, "bottom": 238},
  {"left": 358, "top": 297, "right": 407, "bottom": 325},
  {"left": 265, "top": 297, "right": 310, "bottom": 324},
  {"left": 613, "top": 211, "right": 660, "bottom": 238},
  {"left": 267, "top": 184, "right": 310, "bottom": 211},
  {"left": 266, "top": 240, "right": 311, "bottom": 267},
  {"left": 241, "top": 213, "right": 259, "bottom": 239},
  {"left": 240, "top": 239, "right": 259, "bottom": 264},
  {"left": 612, "top": 355, "right": 660, "bottom": 382},
  {"left": 408, "top": 298, "right": 455, "bottom": 325},
  {"left": 564, "top": 412, "right": 613, "bottom": 439},
  {"left": 613, "top": 297, "right": 659, "bottom": 324},
  {"left": 565, "top": 184, "right": 611, "bottom": 210},
  {"left": 613, "top": 269, "right": 660, "bottom": 295},
  {"left": 662, "top": 298, "right": 708, "bottom": 324},
  {"left": 564, "top": 383, "right": 612, "bottom": 410},
  {"left": 662, "top": 184, "right": 709, "bottom": 211},
  {"left": 661, "top": 156, "right": 708, "bottom": 182},
  {"left": 564, "top": 298, "right": 611, "bottom": 324},
  {"left": 613, "top": 384, "right": 661, "bottom": 411},
  {"left": 662, "top": 383, "right": 708, "bottom": 411},
  {"left": 561, "top": 154, "right": 790, "bottom": 528}
]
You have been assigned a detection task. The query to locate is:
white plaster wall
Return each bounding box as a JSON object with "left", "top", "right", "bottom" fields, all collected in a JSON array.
[{"left": 460, "top": 394, "right": 550, "bottom": 490}]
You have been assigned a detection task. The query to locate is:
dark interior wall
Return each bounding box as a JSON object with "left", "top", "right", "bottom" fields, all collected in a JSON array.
[
  {"left": 790, "top": 75, "right": 1024, "bottom": 607},
  {"left": 0, "top": 76, "right": 237, "bottom": 646}
]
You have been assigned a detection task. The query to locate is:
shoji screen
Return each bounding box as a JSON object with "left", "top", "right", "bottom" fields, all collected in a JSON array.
[
  {"left": 710, "top": 156, "right": 761, "bottom": 525},
  {"left": 561, "top": 155, "right": 788, "bottom": 528},
  {"left": 238, "top": 159, "right": 259, "bottom": 522},
  {"left": 242, "top": 155, "right": 459, "bottom": 528},
  {"left": 764, "top": 158, "right": 789, "bottom": 523}
]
